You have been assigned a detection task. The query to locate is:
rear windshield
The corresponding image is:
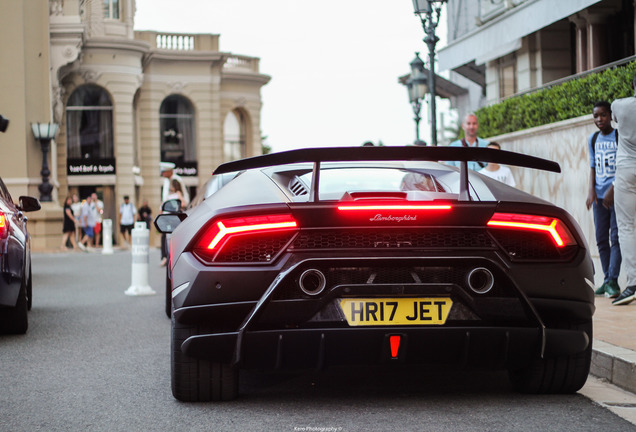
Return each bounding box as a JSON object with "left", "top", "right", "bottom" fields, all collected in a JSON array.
[{"left": 298, "top": 167, "right": 458, "bottom": 200}]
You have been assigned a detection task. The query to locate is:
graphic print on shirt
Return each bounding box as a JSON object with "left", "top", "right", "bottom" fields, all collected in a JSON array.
[{"left": 595, "top": 140, "right": 617, "bottom": 179}]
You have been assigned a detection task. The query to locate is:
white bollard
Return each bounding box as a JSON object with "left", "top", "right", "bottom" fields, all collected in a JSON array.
[
  {"left": 101, "top": 219, "right": 113, "bottom": 255},
  {"left": 124, "top": 222, "right": 156, "bottom": 296}
]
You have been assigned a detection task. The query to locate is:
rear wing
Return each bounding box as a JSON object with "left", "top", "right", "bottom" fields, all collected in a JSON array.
[{"left": 213, "top": 146, "right": 560, "bottom": 201}]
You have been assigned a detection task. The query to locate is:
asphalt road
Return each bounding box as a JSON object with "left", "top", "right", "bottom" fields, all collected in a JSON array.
[{"left": 1, "top": 249, "right": 635, "bottom": 432}]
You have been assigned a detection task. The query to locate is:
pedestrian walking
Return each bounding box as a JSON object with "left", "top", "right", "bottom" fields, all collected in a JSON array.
[
  {"left": 167, "top": 178, "right": 188, "bottom": 210},
  {"left": 161, "top": 162, "right": 189, "bottom": 204},
  {"left": 61, "top": 195, "right": 79, "bottom": 251},
  {"left": 478, "top": 142, "right": 516, "bottom": 187},
  {"left": 610, "top": 74, "right": 636, "bottom": 305},
  {"left": 119, "top": 195, "right": 137, "bottom": 248},
  {"left": 70, "top": 193, "right": 81, "bottom": 243},
  {"left": 448, "top": 113, "right": 490, "bottom": 171},
  {"left": 91, "top": 192, "right": 104, "bottom": 247},
  {"left": 159, "top": 162, "right": 189, "bottom": 267},
  {"left": 79, "top": 195, "right": 96, "bottom": 250},
  {"left": 586, "top": 101, "right": 621, "bottom": 298}
]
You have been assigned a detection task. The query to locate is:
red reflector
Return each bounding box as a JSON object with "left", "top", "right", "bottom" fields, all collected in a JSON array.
[
  {"left": 0, "top": 214, "right": 8, "bottom": 238},
  {"left": 487, "top": 212, "right": 576, "bottom": 247},
  {"left": 390, "top": 335, "right": 401, "bottom": 358}
]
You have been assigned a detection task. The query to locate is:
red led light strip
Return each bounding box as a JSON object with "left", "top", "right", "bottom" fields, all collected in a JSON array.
[
  {"left": 207, "top": 219, "right": 298, "bottom": 250},
  {"left": 487, "top": 213, "right": 574, "bottom": 247},
  {"left": 337, "top": 204, "right": 451, "bottom": 211}
]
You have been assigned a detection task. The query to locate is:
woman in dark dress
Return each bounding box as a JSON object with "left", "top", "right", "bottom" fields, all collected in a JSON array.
[{"left": 61, "top": 195, "right": 79, "bottom": 251}]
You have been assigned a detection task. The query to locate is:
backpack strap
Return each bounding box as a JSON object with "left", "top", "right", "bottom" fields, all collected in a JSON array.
[{"left": 591, "top": 131, "right": 600, "bottom": 148}]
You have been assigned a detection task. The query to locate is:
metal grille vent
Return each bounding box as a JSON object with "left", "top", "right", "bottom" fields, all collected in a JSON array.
[
  {"left": 489, "top": 230, "right": 578, "bottom": 261},
  {"left": 288, "top": 177, "right": 309, "bottom": 196},
  {"left": 213, "top": 232, "right": 296, "bottom": 263},
  {"left": 292, "top": 229, "right": 495, "bottom": 250}
]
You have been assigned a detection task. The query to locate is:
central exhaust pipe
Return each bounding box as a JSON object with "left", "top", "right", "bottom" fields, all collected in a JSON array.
[
  {"left": 299, "top": 269, "right": 327, "bottom": 296},
  {"left": 466, "top": 267, "right": 494, "bottom": 294}
]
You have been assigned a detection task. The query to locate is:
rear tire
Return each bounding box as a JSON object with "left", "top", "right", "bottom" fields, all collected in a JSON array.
[
  {"left": 171, "top": 317, "right": 238, "bottom": 402},
  {"left": 0, "top": 277, "right": 28, "bottom": 334},
  {"left": 508, "top": 320, "right": 592, "bottom": 394}
]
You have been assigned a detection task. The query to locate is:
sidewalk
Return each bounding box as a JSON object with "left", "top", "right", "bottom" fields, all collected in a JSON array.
[{"left": 591, "top": 294, "right": 636, "bottom": 393}]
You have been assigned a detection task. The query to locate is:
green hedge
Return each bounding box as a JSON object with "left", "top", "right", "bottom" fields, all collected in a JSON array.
[{"left": 474, "top": 61, "right": 636, "bottom": 138}]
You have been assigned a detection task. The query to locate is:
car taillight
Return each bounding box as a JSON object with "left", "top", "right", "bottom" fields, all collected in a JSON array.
[
  {"left": 192, "top": 213, "right": 298, "bottom": 264},
  {"left": 487, "top": 212, "right": 576, "bottom": 248},
  {"left": 0, "top": 213, "right": 8, "bottom": 239}
]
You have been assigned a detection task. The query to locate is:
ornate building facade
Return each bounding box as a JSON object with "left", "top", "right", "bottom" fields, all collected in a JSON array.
[
  {"left": 439, "top": 0, "right": 631, "bottom": 118},
  {"left": 0, "top": 0, "right": 270, "bottom": 248}
]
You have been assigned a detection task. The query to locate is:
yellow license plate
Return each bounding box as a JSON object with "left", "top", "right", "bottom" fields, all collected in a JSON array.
[{"left": 339, "top": 298, "right": 452, "bottom": 326}]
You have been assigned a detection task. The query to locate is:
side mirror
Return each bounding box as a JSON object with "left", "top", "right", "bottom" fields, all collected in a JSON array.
[
  {"left": 162, "top": 199, "right": 182, "bottom": 213},
  {"left": 18, "top": 196, "right": 41, "bottom": 212},
  {"left": 154, "top": 213, "right": 187, "bottom": 234}
]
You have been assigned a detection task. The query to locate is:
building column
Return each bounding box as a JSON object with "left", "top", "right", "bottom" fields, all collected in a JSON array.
[
  {"left": 586, "top": 15, "right": 608, "bottom": 69},
  {"left": 580, "top": 7, "right": 619, "bottom": 70},
  {"left": 569, "top": 15, "right": 587, "bottom": 74}
]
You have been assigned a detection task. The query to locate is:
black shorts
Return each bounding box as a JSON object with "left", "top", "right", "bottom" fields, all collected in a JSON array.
[{"left": 120, "top": 224, "right": 134, "bottom": 234}]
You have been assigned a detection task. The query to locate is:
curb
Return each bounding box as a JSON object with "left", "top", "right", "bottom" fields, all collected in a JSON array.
[{"left": 591, "top": 339, "right": 636, "bottom": 394}]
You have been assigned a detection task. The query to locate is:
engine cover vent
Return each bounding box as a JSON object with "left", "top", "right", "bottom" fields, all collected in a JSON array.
[{"left": 289, "top": 177, "right": 309, "bottom": 196}]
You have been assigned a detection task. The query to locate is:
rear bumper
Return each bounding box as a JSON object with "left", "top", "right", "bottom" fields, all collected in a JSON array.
[
  {"left": 180, "top": 325, "right": 589, "bottom": 370},
  {"left": 172, "top": 250, "right": 594, "bottom": 371}
]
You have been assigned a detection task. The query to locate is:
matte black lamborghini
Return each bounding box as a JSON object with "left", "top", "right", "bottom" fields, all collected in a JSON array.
[{"left": 155, "top": 146, "right": 594, "bottom": 402}]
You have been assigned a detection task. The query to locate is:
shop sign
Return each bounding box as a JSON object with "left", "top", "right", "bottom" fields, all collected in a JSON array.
[
  {"left": 67, "top": 158, "right": 116, "bottom": 175},
  {"left": 173, "top": 162, "right": 198, "bottom": 177}
]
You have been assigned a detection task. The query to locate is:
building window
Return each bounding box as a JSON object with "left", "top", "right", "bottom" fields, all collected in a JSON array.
[
  {"left": 160, "top": 95, "right": 196, "bottom": 167},
  {"left": 223, "top": 111, "right": 245, "bottom": 162},
  {"left": 66, "top": 85, "right": 114, "bottom": 160},
  {"left": 498, "top": 56, "right": 517, "bottom": 99},
  {"left": 103, "top": 0, "right": 119, "bottom": 19}
]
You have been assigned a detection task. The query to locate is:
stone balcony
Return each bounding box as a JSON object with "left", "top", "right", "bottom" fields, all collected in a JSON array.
[{"left": 134, "top": 31, "right": 260, "bottom": 72}]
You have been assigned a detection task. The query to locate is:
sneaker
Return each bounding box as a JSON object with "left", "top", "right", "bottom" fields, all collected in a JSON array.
[
  {"left": 594, "top": 283, "right": 606, "bottom": 296},
  {"left": 78, "top": 243, "right": 86, "bottom": 251},
  {"left": 612, "top": 285, "right": 636, "bottom": 306},
  {"left": 604, "top": 280, "right": 620, "bottom": 298}
]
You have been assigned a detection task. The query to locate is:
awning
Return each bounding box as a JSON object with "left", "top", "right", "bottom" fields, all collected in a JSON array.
[
  {"left": 398, "top": 71, "right": 468, "bottom": 99},
  {"left": 438, "top": 0, "right": 602, "bottom": 72},
  {"left": 453, "top": 61, "right": 486, "bottom": 87}
]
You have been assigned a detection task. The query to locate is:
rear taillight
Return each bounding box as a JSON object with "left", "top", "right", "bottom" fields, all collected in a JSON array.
[
  {"left": 0, "top": 213, "right": 8, "bottom": 239},
  {"left": 192, "top": 213, "right": 298, "bottom": 264},
  {"left": 487, "top": 212, "right": 576, "bottom": 248}
]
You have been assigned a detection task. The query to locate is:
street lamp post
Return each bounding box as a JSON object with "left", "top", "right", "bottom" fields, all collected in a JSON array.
[
  {"left": 31, "top": 122, "right": 59, "bottom": 202},
  {"left": 407, "top": 53, "right": 428, "bottom": 145},
  {"left": 412, "top": 0, "right": 446, "bottom": 146}
]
